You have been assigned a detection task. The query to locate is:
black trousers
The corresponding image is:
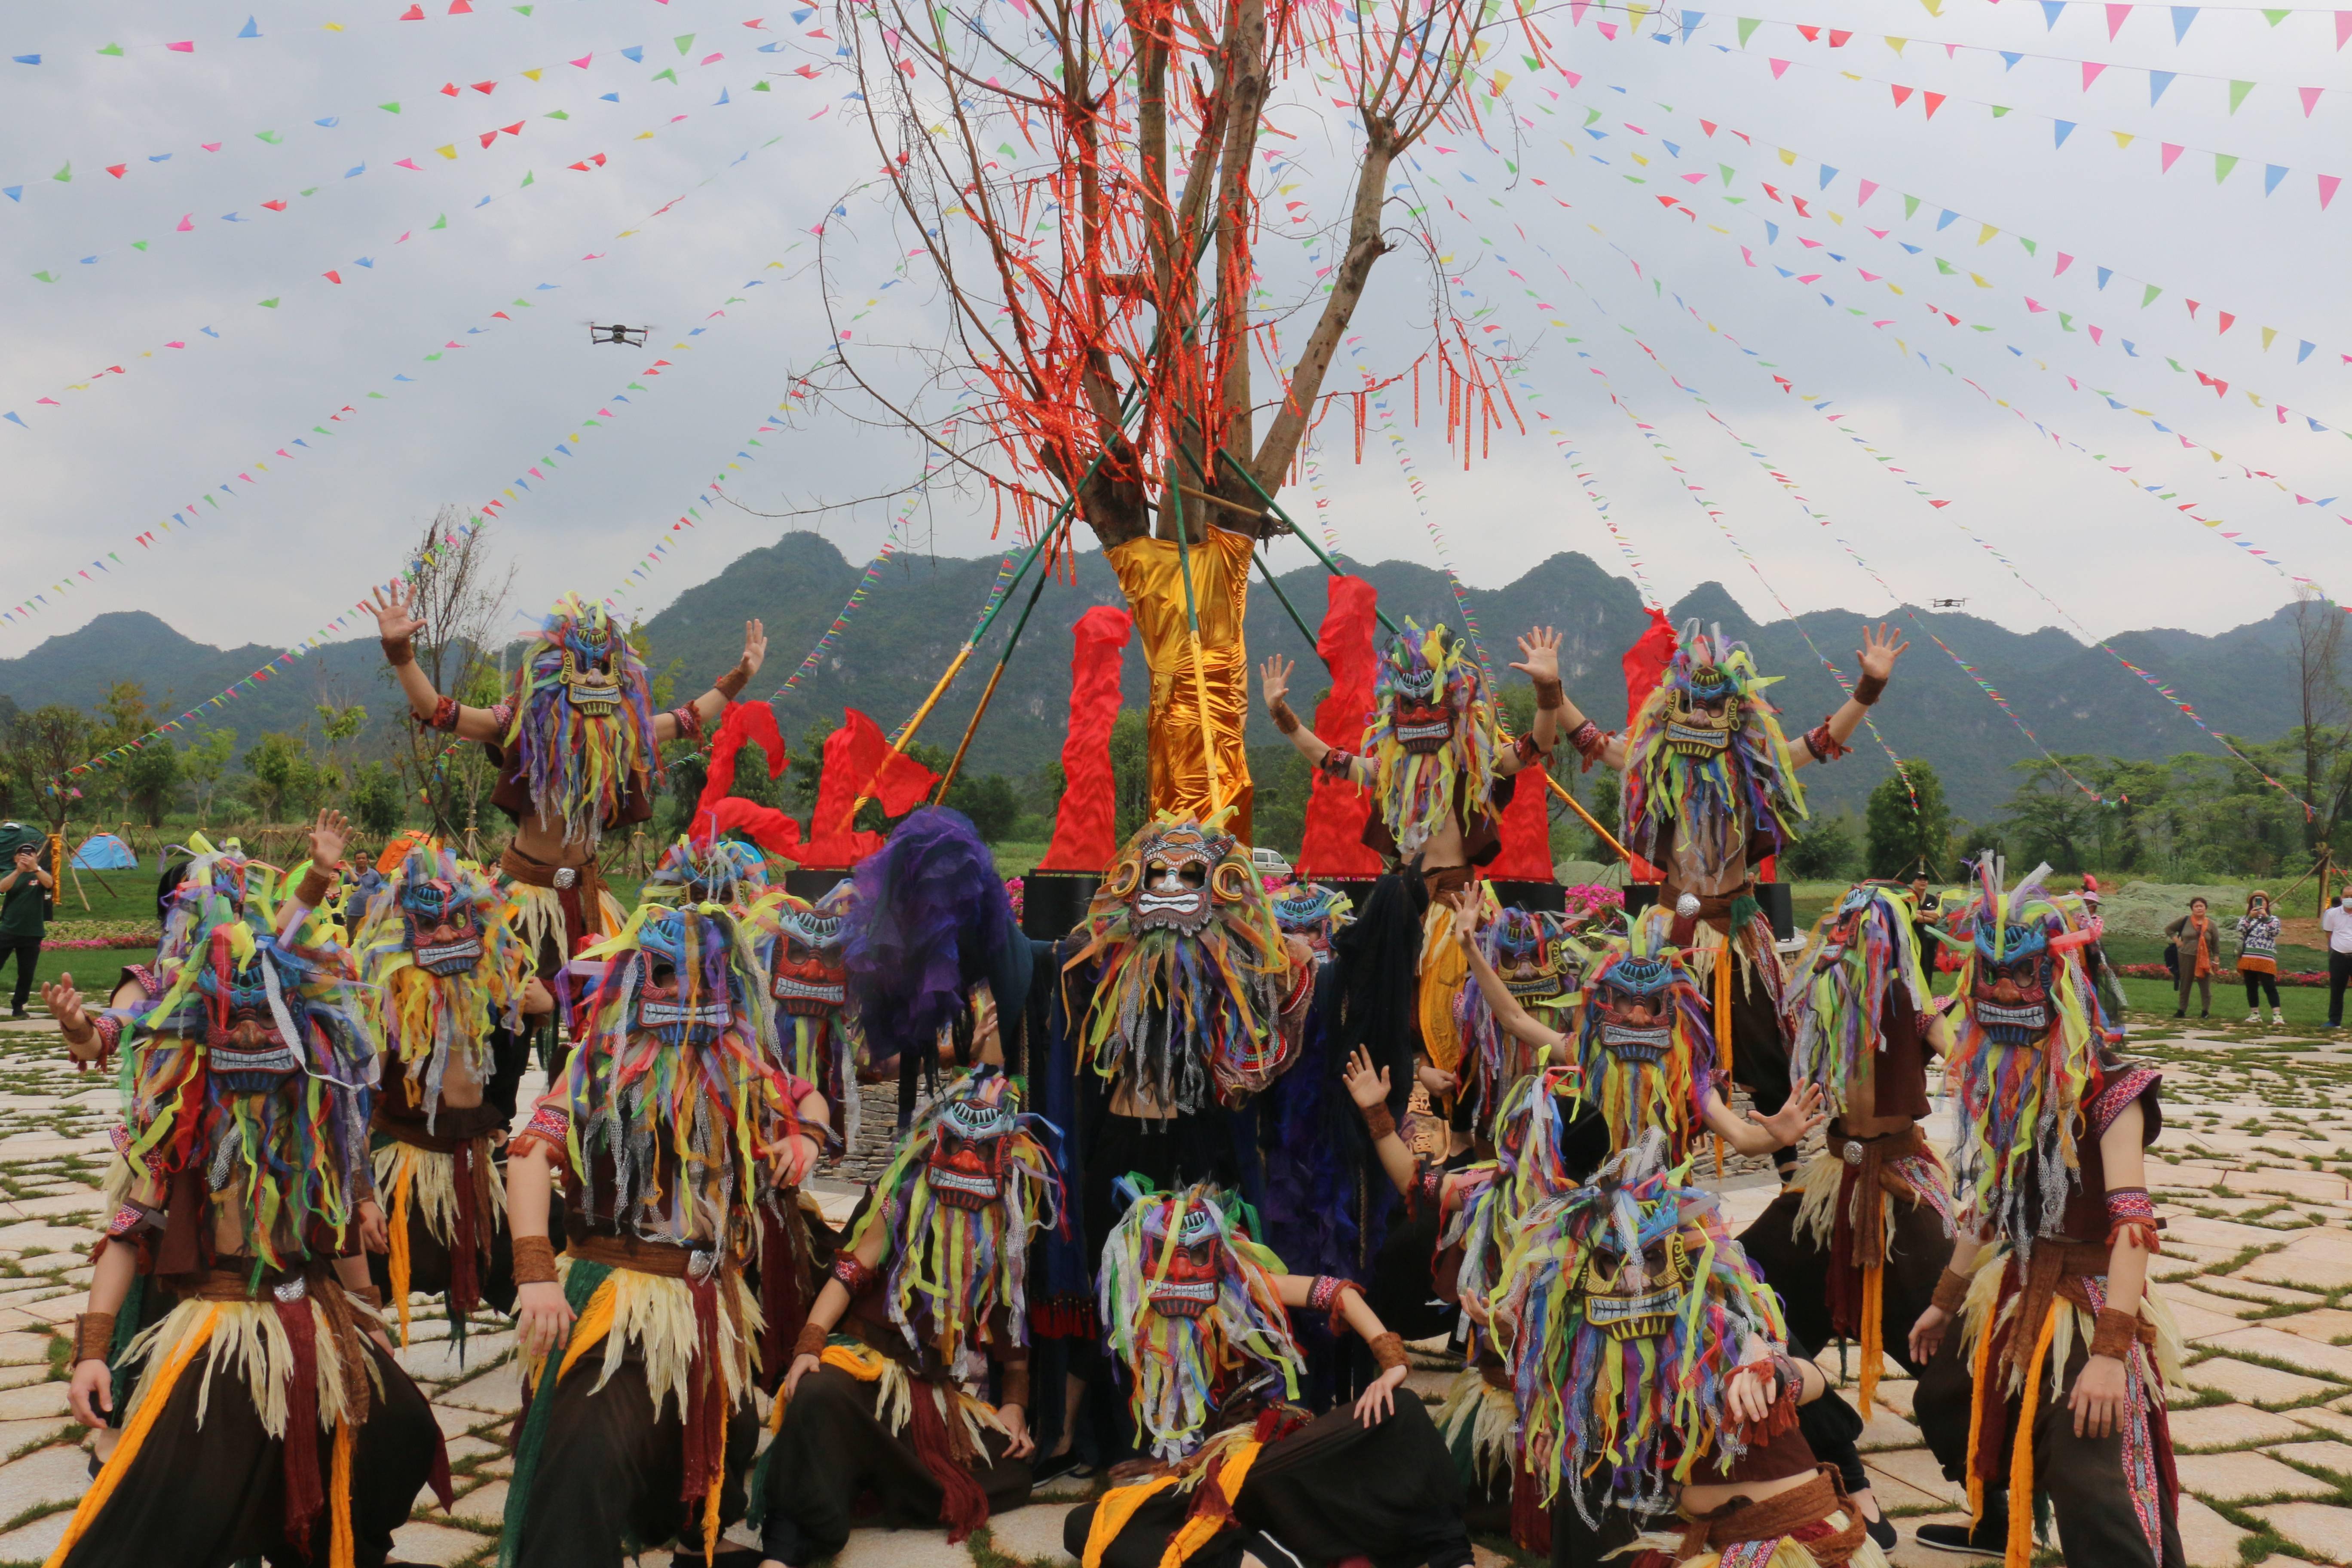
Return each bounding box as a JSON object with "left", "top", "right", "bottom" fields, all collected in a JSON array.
[
  {"left": 0, "top": 935, "right": 38, "bottom": 1011},
  {"left": 58, "top": 1341, "right": 438, "bottom": 1568},
  {"left": 1065, "top": 1398, "right": 1472, "bottom": 1568},
  {"left": 511, "top": 1355, "right": 760, "bottom": 1568},
  {"left": 2329, "top": 950, "right": 2351, "bottom": 1026},
  {"left": 761, "top": 1364, "right": 1032, "bottom": 1563},
  {"left": 2243, "top": 970, "right": 2282, "bottom": 1008}
]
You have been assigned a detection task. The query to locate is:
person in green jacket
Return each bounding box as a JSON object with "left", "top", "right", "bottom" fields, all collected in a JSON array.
[{"left": 0, "top": 825, "right": 54, "bottom": 1020}]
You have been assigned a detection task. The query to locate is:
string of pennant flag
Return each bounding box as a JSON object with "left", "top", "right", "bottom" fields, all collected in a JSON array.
[{"left": 7, "top": 4, "right": 812, "bottom": 63}]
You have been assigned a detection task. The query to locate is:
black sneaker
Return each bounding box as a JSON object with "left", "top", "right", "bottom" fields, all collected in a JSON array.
[
  {"left": 1916, "top": 1518, "right": 2006, "bottom": 1556},
  {"left": 1865, "top": 1514, "right": 1898, "bottom": 1552}
]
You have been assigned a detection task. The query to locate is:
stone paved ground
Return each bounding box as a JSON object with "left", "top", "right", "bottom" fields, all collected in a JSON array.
[{"left": 0, "top": 1015, "right": 2347, "bottom": 1566}]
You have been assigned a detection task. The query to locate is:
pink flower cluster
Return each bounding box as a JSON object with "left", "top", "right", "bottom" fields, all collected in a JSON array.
[
  {"left": 1560, "top": 883, "right": 1626, "bottom": 922},
  {"left": 41, "top": 934, "right": 155, "bottom": 952}
]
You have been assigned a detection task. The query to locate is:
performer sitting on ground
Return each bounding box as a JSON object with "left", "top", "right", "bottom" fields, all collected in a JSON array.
[
  {"left": 352, "top": 838, "right": 537, "bottom": 1350},
  {"left": 501, "top": 901, "right": 828, "bottom": 1568},
  {"left": 370, "top": 584, "right": 766, "bottom": 1000},
  {"left": 44, "top": 815, "right": 446, "bottom": 1568},
  {"left": 759, "top": 1066, "right": 1058, "bottom": 1567},
  {"left": 1547, "top": 620, "right": 1908, "bottom": 1180},
  {"left": 1732, "top": 879, "right": 1958, "bottom": 1553},
  {"left": 1451, "top": 893, "right": 1825, "bottom": 1164},
  {"left": 1063, "top": 1178, "right": 1474, "bottom": 1568},
  {"left": 1907, "top": 860, "right": 2183, "bottom": 1568},
  {"left": 1494, "top": 1138, "right": 1889, "bottom": 1568}
]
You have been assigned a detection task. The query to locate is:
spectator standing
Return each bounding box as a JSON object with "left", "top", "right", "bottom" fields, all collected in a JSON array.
[
  {"left": 2165, "top": 896, "right": 2220, "bottom": 1019},
  {"left": 0, "top": 828, "right": 54, "bottom": 1021},
  {"left": 2235, "top": 891, "right": 2285, "bottom": 1026},
  {"left": 2326, "top": 883, "right": 2352, "bottom": 1030}
]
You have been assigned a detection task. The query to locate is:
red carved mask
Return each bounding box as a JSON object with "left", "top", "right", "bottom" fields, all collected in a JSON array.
[{"left": 1142, "top": 1201, "right": 1224, "bottom": 1319}]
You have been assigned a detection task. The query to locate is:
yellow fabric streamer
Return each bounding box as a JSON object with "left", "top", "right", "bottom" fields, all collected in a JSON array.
[
  {"left": 385, "top": 1147, "right": 415, "bottom": 1348},
  {"left": 1157, "top": 1442, "right": 1263, "bottom": 1568},
  {"left": 330, "top": 1416, "right": 357, "bottom": 1568},
  {"left": 2002, "top": 1303, "right": 2058, "bottom": 1568},
  {"left": 1858, "top": 1258, "right": 1885, "bottom": 1418},
  {"left": 1419, "top": 903, "right": 1466, "bottom": 1080},
  {"left": 44, "top": 1307, "right": 221, "bottom": 1568},
  {"left": 1107, "top": 528, "right": 1256, "bottom": 841},
  {"left": 1083, "top": 1476, "right": 1184, "bottom": 1568}
]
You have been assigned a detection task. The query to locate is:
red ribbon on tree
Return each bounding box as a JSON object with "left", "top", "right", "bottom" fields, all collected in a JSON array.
[
  {"left": 1039, "top": 605, "right": 1133, "bottom": 872},
  {"left": 1487, "top": 757, "right": 1557, "bottom": 881},
  {"left": 796, "top": 708, "right": 940, "bottom": 869},
  {"left": 1295, "top": 574, "right": 1383, "bottom": 878}
]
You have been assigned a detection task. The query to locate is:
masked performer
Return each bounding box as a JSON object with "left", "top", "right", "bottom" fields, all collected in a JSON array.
[
  {"left": 645, "top": 834, "right": 773, "bottom": 911},
  {"left": 1267, "top": 879, "right": 1354, "bottom": 965},
  {"left": 1728, "top": 882, "right": 1956, "bottom": 1547},
  {"left": 371, "top": 584, "right": 767, "bottom": 998},
  {"left": 1344, "top": 1057, "right": 1589, "bottom": 1555},
  {"left": 759, "top": 1067, "right": 1057, "bottom": 1566},
  {"left": 1451, "top": 895, "right": 1825, "bottom": 1166},
  {"left": 1907, "top": 862, "right": 2182, "bottom": 1568},
  {"left": 1450, "top": 900, "right": 1583, "bottom": 1136},
  {"left": 43, "top": 815, "right": 444, "bottom": 1568},
  {"left": 1550, "top": 621, "right": 1907, "bottom": 1177},
  {"left": 1063, "top": 1179, "right": 1473, "bottom": 1568},
  {"left": 750, "top": 882, "right": 858, "bottom": 1143},
  {"left": 502, "top": 902, "right": 828, "bottom": 1568},
  {"left": 1495, "top": 1140, "right": 1889, "bottom": 1568},
  {"left": 352, "top": 839, "right": 533, "bottom": 1348}
]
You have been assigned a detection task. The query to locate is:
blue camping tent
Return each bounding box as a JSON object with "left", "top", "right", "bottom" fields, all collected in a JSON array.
[{"left": 69, "top": 833, "right": 136, "bottom": 871}]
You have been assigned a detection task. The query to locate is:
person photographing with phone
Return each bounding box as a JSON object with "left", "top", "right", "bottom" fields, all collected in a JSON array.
[{"left": 0, "top": 830, "right": 55, "bottom": 1021}]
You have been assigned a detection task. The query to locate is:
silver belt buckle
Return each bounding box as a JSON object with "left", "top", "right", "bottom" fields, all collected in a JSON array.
[
  {"left": 553, "top": 867, "right": 578, "bottom": 890},
  {"left": 686, "top": 1249, "right": 719, "bottom": 1283},
  {"left": 1842, "top": 1139, "right": 1865, "bottom": 1166},
  {"left": 274, "top": 1276, "right": 309, "bottom": 1303}
]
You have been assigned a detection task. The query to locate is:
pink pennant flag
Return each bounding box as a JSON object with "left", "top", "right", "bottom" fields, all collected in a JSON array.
[
  {"left": 2026, "top": 297, "right": 2049, "bottom": 312},
  {"left": 1890, "top": 83, "right": 1912, "bottom": 104},
  {"left": 2104, "top": 3, "right": 2131, "bottom": 37},
  {"left": 2339, "top": 10, "right": 2352, "bottom": 49},
  {"left": 2301, "top": 86, "right": 2324, "bottom": 116},
  {"left": 2089, "top": 325, "right": 2104, "bottom": 343},
  {"left": 2081, "top": 61, "right": 2107, "bottom": 88},
  {"left": 2185, "top": 298, "right": 2201, "bottom": 318},
  {"left": 2218, "top": 312, "right": 2236, "bottom": 333},
  {"left": 176, "top": 213, "right": 194, "bottom": 231},
  {"left": 167, "top": 40, "right": 194, "bottom": 52},
  {"left": 2055, "top": 252, "right": 2074, "bottom": 274},
  {"left": 2160, "top": 142, "right": 2184, "bottom": 172},
  {"left": 1923, "top": 90, "right": 1946, "bottom": 116},
  {"left": 2321, "top": 173, "right": 2341, "bottom": 208},
  {"left": 570, "top": 52, "right": 592, "bottom": 66},
  {"left": 1596, "top": 21, "right": 1618, "bottom": 38},
  {"left": 1769, "top": 57, "right": 1790, "bottom": 77}
]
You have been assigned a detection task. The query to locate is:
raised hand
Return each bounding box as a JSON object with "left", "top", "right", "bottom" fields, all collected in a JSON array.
[
  {"left": 738, "top": 618, "right": 769, "bottom": 678},
  {"left": 307, "top": 808, "right": 350, "bottom": 873},
  {"left": 1341, "top": 1047, "right": 1391, "bottom": 1112},
  {"left": 1510, "top": 626, "right": 1562, "bottom": 682},
  {"left": 369, "top": 582, "right": 426, "bottom": 643},
  {"left": 1754, "top": 1081, "right": 1829, "bottom": 1147},
  {"left": 1856, "top": 623, "right": 1908, "bottom": 683},
  {"left": 42, "top": 976, "right": 89, "bottom": 1043},
  {"left": 1259, "top": 653, "right": 1294, "bottom": 708}
]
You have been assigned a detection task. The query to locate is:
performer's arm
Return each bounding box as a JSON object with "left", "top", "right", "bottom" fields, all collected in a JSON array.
[
  {"left": 767, "top": 1087, "right": 830, "bottom": 1186},
  {"left": 67, "top": 1241, "right": 138, "bottom": 1428},
  {"left": 506, "top": 1142, "right": 574, "bottom": 1359},
  {"left": 1273, "top": 1272, "right": 1413, "bottom": 1423},
  {"left": 1907, "top": 1224, "right": 1988, "bottom": 1364},
  {"left": 2072, "top": 1100, "right": 2152, "bottom": 1440},
  {"left": 370, "top": 583, "right": 506, "bottom": 741},
  {"left": 276, "top": 809, "right": 348, "bottom": 941},
  {"left": 1258, "top": 654, "right": 1339, "bottom": 769},
  {"left": 651, "top": 619, "right": 768, "bottom": 743},
  {"left": 1495, "top": 628, "right": 1564, "bottom": 775},
  {"left": 1450, "top": 892, "right": 1569, "bottom": 1061},
  {"left": 1793, "top": 623, "right": 1907, "bottom": 770},
  {"left": 1698, "top": 1080, "right": 1827, "bottom": 1156},
  {"left": 784, "top": 1224, "right": 888, "bottom": 1397},
  {"left": 47, "top": 971, "right": 145, "bottom": 1065},
  {"left": 1341, "top": 1048, "right": 1421, "bottom": 1197}
]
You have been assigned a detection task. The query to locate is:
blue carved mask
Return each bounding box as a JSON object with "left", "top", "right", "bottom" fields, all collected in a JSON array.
[
  {"left": 399, "top": 878, "right": 484, "bottom": 977},
  {"left": 196, "top": 944, "right": 307, "bottom": 1092},
  {"left": 1971, "top": 922, "right": 2055, "bottom": 1045},
  {"left": 630, "top": 908, "right": 740, "bottom": 1048}
]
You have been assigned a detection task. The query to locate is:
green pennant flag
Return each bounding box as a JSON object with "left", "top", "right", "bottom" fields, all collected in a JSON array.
[
  {"left": 752, "top": 78, "right": 769, "bottom": 90},
  {"left": 52, "top": 162, "right": 70, "bottom": 183},
  {"left": 1719, "top": 163, "right": 1734, "bottom": 184},
  {"left": 651, "top": 67, "right": 677, "bottom": 82},
  {"left": 2141, "top": 284, "right": 2162, "bottom": 307},
  {"left": 2017, "top": 236, "right": 2037, "bottom": 255},
  {"left": 520, "top": 171, "right": 534, "bottom": 186},
  {"left": 1902, "top": 194, "right": 1920, "bottom": 218},
  {"left": 674, "top": 33, "right": 695, "bottom": 52},
  {"left": 545, "top": 109, "right": 570, "bottom": 119},
  {"left": 132, "top": 240, "right": 148, "bottom": 251},
  {"left": 31, "top": 271, "right": 55, "bottom": 283},
  {"left": 97, "top": 42, "right": 123, "bottom": 56},
  {"left": 258, "top": 296, "right": 280, "bottom": 307},
  {"left": 2058, "top": 312, "right": 2076, "bottom": 331},
  {"left": 1934, "top": 257, "right": 1956, "bottom": 274},
  {"left": 432, "top": 213, "right": 448, "bottom": 228},
  {"left": 255, "top": 129, "right": 282, "bottom": 144},
  {"left": 1736, "top": 16, "right": 1761, "bottom": 44},
  {"left": 2215, "top": 152, "right": 2239, "bottom": 182},
  {"left": 380, "top": 102, "right": 401, "bottom": 112},
  {"left": 2262, "top": 6, "right": 2289, "bottom": 20},
  {"left": 2228, "top": 80, "right": 2253, "bottom": 112},
  {"left": 1989, "top": 104, "right": 2012, "bottom": 117}
]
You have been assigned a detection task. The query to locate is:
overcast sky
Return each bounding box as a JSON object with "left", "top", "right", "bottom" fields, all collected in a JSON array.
[{"left": 6, "top": 0, "right": 2346, "bottom": 700}]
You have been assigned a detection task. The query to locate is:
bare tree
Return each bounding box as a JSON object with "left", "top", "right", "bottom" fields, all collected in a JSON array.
[
  {"left": 801, "top": 0, "right": 1501, "bottom": 829},
  {"left": 2290, "top": 588, "right": 2352, "bottom": 856},
  {"left": 386, "top": 508, "right": 515, "bottom": 851}
]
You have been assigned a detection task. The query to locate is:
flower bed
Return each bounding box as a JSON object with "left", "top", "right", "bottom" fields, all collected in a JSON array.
[
  {"left": 42, "top": 932, "right": 158, "bottom": 952},
  {"left": 2117, "top": 961, "right": 2328, "bottom": 988}
]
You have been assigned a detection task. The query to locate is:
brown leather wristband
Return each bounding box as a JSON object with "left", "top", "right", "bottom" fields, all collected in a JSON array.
[
  {"left": 74, "top": 1312, "right": 115, "bottom": 1366},
  {"left": 382, "top": 637, "right": 416, "bottom": 668},
  {"left": 294, "top": 866, "right": 334, "bottom": 908},
  {"left": 714, "top": 664, "right": 750, "bottom": 700},
  {"left": 2088, "top": 1307, "right": 2140, "bottom": 1362},
  {"left": 793, "top": 1319, "right": 830, "bottom": 1360},
  {"left": 1365, "top": 1331, "right": 1408, "bottom": 1373},
  {"left": 1360, "top": 1099, "right": 1396, "bottom": 1142},
  {"left": 1853, "top": 671, "right": 1886, "bottom": 707},
  {"left": 998, "top": 1362, "right": 1030, "bottom": 1412},
  {"left": 1532, "top": 675, "right": 1564, "bottom": 711},
  {"left": 1268, "top": 696, "right": 1302, "bottom": 736},
  {"left": 1930, "top": 1265, "right": 1973, "bottom": 1315},
  {"left": 511, "top": 1234, "right": 558, "bottom": 1286}
]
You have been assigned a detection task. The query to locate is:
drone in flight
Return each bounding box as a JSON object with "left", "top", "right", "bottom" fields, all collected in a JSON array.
[
  {"left": 1928, "top": 597, "right": 1969, "bottom": 609},
  {"left": 587, "top": 322, "right": 651, "bottom": 348}
]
